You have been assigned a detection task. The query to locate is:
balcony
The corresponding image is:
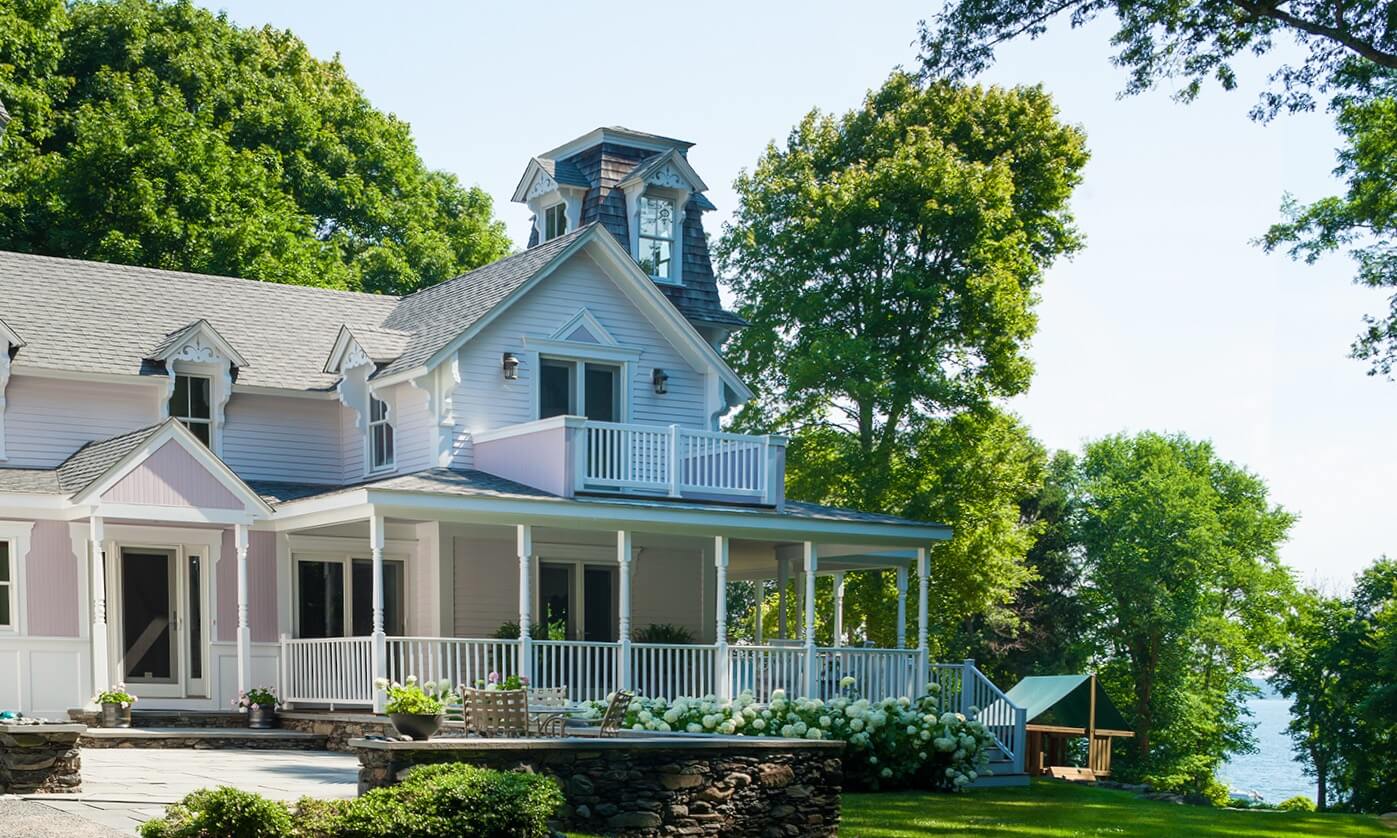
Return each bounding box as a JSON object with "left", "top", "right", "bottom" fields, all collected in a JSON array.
[{"left": 473, "top": 417, "right": 787, "bottom": 506}]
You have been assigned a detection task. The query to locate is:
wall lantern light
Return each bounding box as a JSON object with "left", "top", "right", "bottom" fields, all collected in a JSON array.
[
  {"left": 652, "top": 368, "right": 669, "bottom": 395},
  {"left": 502, "top": 352, "right": 520, "bottom": 380}
]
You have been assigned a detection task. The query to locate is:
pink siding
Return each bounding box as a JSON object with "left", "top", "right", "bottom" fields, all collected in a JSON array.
[
  {"left": 474, "top": 425, "right": 573, "bottom": 497},
  {"left": 216, "top": 529, "right": 277, "bottom": 642},
  {"left": 102, "top": 440, "right": 244, "bottom": 510},
  {"left": 25, "top": 520, "right": 79, "bottom": 637}
]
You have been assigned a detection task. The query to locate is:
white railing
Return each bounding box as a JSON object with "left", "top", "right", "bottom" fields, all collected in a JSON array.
[
  {"left": 580, "top": 421, "right": 772, "bottom": 501},
  {"left": 530, "top": 640, "right": 618, "bottom": 703},
  {"left": 727, "top": 645, "right": 807, "bottom": 702},
  {"left": 960, "top": 661, "right": 1027, "bottom": 773},
  {"left": 282, "top": 637, "right": 374, "bottom": 705},
  {"left": 631, "top": 643, "right": 719, "bottom": 700},
  {"left": 812, "top": 648, "right": 921, "bottom": 701},
  {"left": 385, "top": 637, "right": 519, "bottom": 690}
]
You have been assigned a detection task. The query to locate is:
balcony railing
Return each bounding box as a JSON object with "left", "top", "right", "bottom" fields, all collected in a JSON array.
[{"left": 474, "top": 417, "right": 787, "bottom": 506}]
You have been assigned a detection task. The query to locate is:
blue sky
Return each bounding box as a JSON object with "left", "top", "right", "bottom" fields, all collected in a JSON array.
[{"left": 206, "top": 0, "right": 1395, "bottom": 586}]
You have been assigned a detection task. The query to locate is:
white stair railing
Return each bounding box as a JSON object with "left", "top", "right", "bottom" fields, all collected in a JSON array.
[
  {"left": 812, "top": 648, "right": 921, "bottom": 701},
  {"left": 959, "top": 659, "right": 1027, "bottom": 773}
]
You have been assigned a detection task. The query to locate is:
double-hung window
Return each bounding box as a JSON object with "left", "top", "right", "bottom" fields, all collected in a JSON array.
[
  {"left": 368, "top": 394, "right": 394, "bottom": 472},
  {"left": 170, "top": 374, "right": 212, "bottom": 446},
  {"left": 544, "top": 203, "right": 568, "bottom": 241},
  {"left": 637, "top": 195, "right": 675, "bottom": 280},
  {"left": 0, "top": 540, "right": 11, "bottom": 630}
]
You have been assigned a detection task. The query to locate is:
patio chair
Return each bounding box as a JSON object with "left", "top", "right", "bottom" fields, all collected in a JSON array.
[
  {"left": 462, "top": 687, "right": 529, "bottom": 738},
  {"left": 528, "top": 686, "right": 570, "bottom": 736},
  {"left": 597, "top": 690, "right": 634, "bottom": 738},
  {"left": 530, "top": 685, "right": 569, "bottom": 707}
]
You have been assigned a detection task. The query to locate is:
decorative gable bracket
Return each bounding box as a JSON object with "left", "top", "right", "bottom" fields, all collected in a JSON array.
[{"left": 149, "top": 319, "right": 246, "bottom": 456}]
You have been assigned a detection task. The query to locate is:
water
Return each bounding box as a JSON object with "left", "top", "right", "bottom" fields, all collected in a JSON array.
[{"left": 1216, "top": 681, "right": 1316, "bottom": 804}]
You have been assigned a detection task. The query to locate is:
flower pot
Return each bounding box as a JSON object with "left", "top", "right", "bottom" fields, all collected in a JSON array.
[
  {"left": 247, "top": 705, "right": 277, "bottom": 730},
  {"left": 101, "top": 702, "right": 131, "bottom": 728},
  {"left": 390, "top": 712, "right": 444, "bottom": 741}
]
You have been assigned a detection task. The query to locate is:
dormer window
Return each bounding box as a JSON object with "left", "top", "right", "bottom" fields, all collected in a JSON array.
[
  {"left": 544, "top": 203, "right": 568, "bottom": 241},
  {"left": 368, "top": 393, "right": 394, "bottom": 472},
  {"left": 170, "top": 373, "right": 213, "bottom": 446},
  {"left": 638, "top": 195, "right": 675, "bottom": 280}
]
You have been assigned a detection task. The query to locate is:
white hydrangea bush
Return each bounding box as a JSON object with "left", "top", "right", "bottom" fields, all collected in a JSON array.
[{"left": 582, "top": 680, "right": 997, "bottom": 791}]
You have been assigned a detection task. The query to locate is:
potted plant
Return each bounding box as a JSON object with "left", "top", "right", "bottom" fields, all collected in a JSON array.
[
  {"left": 96, "top": 685, "right": 136, "bottom": 728},
  {"left": 376, "top": 675, "right": 453, "bottom": 740},
  {"left": 234, "top": 687, "right": 281, "bottom": 729}
]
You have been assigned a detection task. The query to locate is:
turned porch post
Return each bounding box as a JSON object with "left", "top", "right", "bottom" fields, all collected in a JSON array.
[
  {"left": 713, "top": 536, "right": 730, "bottom": 699},
  {"left": 370, "top": 512, "right": 387, "bottom": 713},
  {"left": 895, "top": 566, "right": 909, "bottom": 648},
  {"left": 802, "top": 542, "right": 818, "bottom": 697},
  {"left": 917, "top": 547, "right": 930, "bottom": 692},
  {"left": 516, "top": 524, "right": 534, "bottom": 683},
  {"left": 776, "top": 555, "right": 789, "bottom": 639},
  {"left": 235, "top": 522, "right": 251, "bottom": 701},
  {"left": 754, "top": 580, "right": 765, "bottom": 645},
  {"left": 617, "top": 529, "right": 633, "bottom": 690},
  {"left": 89, "top": 516, "right": 109, "bottom": 700},
  {"left": 832, "top": 572, "right": 846, "bottom": 647}
]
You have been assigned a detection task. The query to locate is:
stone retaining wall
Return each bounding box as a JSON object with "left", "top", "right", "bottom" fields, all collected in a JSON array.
[
  {"left": 279, "top": 712, "right": 398, "bottom": 752},
  {"left": 0, "top": 723, "right": 85, "bottom": 794},
  {"left": 351, "top": 734, "right": 843, "bottom": 837}
]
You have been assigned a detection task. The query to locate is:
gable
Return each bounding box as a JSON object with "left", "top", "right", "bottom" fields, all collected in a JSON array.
[{"left": 101, "top": 439, "right": 244, "bottom": 509}]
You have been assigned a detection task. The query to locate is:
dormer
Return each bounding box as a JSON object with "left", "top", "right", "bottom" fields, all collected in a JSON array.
[
  {"left": 512, "top": 157, "right": 589, "bottom": 245},
  {"left": 617, "top": 149, "right": 707, "bottom": 285},
  {"left": 0, "top": 316, "right": 24, "bottom": 461},
  {"left": 326, "top": 325, "right": 412, "bottom": 477},
  {"left": 147, "top": 319, "right": 248, "bottom": 456}
]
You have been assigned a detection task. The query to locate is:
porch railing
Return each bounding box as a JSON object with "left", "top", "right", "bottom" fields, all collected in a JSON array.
[
  {"left": 581, "top": 421, "right": 771, "bottom": 501},
  {"left": 279, "top": 638, "right": 1025, "bottom": 770}
]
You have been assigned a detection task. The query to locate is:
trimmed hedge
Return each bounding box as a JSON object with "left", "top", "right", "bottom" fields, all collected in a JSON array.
[{"left": 138, "top": 787, "right": 293, "bottom": 838}]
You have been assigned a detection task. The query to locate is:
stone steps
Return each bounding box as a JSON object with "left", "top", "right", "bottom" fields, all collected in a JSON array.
[
  {"left": 80, "top": 727, "right": 329, "bottom": 751},
  {"left": 69, "top": 709, "right": 249, "bottom": 729}
]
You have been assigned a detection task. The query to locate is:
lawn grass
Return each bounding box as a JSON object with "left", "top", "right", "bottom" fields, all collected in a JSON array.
[{"left": 839, "top": 779, "right": 1391, "bottom": 837}]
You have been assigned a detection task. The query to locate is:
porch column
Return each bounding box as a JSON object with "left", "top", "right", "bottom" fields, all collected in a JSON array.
[
  {"left": 917, "top": 547, "right": 930, "bottom": 691},
  {"left": 832, "top": 572, "right": 845, "bottom": 647},
  {"left": 754, "top": 580, "right": 764, "bottom": 645},
  {"left": 776, "top": 555, "right": 789, "bottom": 639},
  {"left": 802, "top": 542, "right": 818, "bottom": 697},
  {"left": 516, "top": 524, "right": 533, "bottom": 683},
  {"left": 713, "top": 536, "right": 730, "bottom": 699},
  {"left": 895, "top": 566, "right": 908, "bottom": 648},
  {"left": 617, "top": 530, "right": 633, "bottom": 691},
  {"left": 89, "top": 516, "right": 109, "bottom": 702},
  {"left": 370, "top": 512, "right": 387, "bottom": 713},
  {"left": 235, "top": 523, "right": 251, "bottom": 701}
]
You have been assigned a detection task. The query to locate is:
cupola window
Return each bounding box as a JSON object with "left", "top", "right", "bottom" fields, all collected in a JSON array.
[
  {"left": 638, "top": 195, "right": 675, "bottom": 280},
  {"left": 544, "top": 203, "right": 568, "bottom": 241}
]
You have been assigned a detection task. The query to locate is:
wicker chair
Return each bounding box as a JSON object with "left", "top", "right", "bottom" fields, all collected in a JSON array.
[
  {"left": 597, "top": 690, "right": 634, "bottom": 738},
  {"left": 461, "top": 687, "right": 529, "bottom": 738}
]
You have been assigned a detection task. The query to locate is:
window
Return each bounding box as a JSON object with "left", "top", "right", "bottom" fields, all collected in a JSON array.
[
  {"left": 544, "top": 203, "right": 568, "bottom": 241},
  {"left": 170, "top": 374, "right": 212, "bottom": 445},
  {"left": 638, "top": 195, "right": 675, "bottom": 280},
  {"left": 368, "top": 393, "right": 394, "bottom": 471},
  {"left": 295, "top": 557, "right": 404, "bottom": 638},
  {"left": 0, "top": 541, "right": 11, "bottom": 629},
  {"left": 538, "top": 359, "right": 620, "bottom": 422}
]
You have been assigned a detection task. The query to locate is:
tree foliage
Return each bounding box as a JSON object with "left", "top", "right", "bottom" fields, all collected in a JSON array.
[
  {"left": 0, "top": 0, "right": 510, "bottom": 294},
  {"left": 1272, "top": 558, "right": 1397, "bottom": 812},
  {"left": 1071, "top": 432, "right": 1296, "bottom": 786}
]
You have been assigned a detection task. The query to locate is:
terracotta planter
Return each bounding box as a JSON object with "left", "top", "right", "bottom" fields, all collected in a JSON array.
[
  {"left": 390, "top": 712, "right": 444, "bottom": 741},
  {"left": 101, "top": 702, "right": 132, "bottom": 728},
  {"left": 247, "top": 705, "right": 277, "bottom": 729}
]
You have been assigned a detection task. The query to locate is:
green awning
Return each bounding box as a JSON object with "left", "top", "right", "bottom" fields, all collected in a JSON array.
[{"left": 1003, "top": 675, "right": 1131, "bottom": 732}]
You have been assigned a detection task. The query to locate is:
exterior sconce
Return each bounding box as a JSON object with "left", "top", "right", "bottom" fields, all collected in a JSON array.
[
  {"left": 652, "top": 368, "right": 669, "bottom": 394},
  {"left": 502, "top": 352, "right": 520, "bottom": 380}
]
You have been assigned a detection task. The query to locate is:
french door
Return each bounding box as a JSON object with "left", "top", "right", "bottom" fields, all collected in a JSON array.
[
  {"left": 538, "top": 562, "right": 616, "bottom": 641},
  {"left": 117, "top": 547, "right": 208, "bottom": 698}
]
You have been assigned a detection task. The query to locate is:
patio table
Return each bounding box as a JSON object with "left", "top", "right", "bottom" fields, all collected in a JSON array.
[{"left": 527, "top": 704, "right": 590, "bottom": 736}]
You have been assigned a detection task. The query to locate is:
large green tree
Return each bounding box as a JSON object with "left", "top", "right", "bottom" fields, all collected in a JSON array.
[
  {"left": 918, "top": 0, "right": 1397, "bottom": 378},
  {"left": 0, "top": 0, "right": 510, "bottom": 293},
  {"left": 717, "top": 73, "right": 1085, "bottom": 643},
  {"left": 1072, "top": 432, "right": 1295, "bottom": 787}
]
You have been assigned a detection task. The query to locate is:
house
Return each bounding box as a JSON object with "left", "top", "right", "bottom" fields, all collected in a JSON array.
[{"left": 0, "top": 125, "right": 1022, "bottom": 770}]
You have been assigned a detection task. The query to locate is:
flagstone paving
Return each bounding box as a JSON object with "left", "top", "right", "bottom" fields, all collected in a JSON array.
[{"left": 7, "top": 748, "right": 359, "bottom": 835}]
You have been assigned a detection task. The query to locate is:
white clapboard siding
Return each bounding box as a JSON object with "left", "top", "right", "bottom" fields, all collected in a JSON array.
[
  {"left": 3, "top": 374, "right": 160, "bottom": 467},
  {"left": 339, "top": 398, "right": 364, "bottom": 483},
  {"left": 452, "top": 537, "right": 518, "bottom": 638},
  {"left": 385, "top": 380, "right": 433, "bottom": 475},
  {"left": 222, "top": 393, "right": 344, "bottom": 484},
  {"left": 451, "top": 250, "right": 710, "bottom": 469}
]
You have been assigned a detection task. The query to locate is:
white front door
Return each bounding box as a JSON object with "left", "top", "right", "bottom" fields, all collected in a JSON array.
[{"left": 116, "top": 546, "right": 209, "bottom": 698}]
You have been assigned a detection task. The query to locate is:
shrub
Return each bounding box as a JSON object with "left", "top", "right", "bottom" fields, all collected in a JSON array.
[
  {"left": 298, "top": 764, "right": 564, "bottom": 838},
  {"left": 581, "top": 681, "right": 996, "bottom": 792},
  {"left": 139, "top": 787, "right": 293, "bottom": 838},
  {"left": 634, "top": 623, "right": 696, "bottom": 644},
  {"left": 1278, "top": 795, "right": 1317, "bottom": 812}
]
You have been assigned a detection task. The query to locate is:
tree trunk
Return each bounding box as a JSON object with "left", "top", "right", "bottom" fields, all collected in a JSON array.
[{"left": 1315, "top": 755, "right": 1327, "bottom": 811}]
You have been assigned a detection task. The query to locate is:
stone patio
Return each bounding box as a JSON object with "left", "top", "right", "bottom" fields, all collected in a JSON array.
[{"left": 6, "top": 748, "right": 358, "bottom": 835}]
